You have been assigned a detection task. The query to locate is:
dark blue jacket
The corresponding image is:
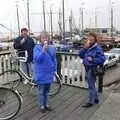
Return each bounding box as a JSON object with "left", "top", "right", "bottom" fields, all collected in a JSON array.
[
  {"left": 79, "top": 43, "right": 105, "bottom": 71},
  {"left": 33, "top": 43, "right": 57, "bottom": 84},
  {"left": 13, "top": 36, "right": 35, "bottom": 62}
]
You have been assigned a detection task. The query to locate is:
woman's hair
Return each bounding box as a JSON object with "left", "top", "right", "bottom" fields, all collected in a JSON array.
[
  {"left": 40, "top": 31, "right": 50, "bottom": 40},
  {"left": 88, "top": 32, "right": 97, "bottom": 42}
]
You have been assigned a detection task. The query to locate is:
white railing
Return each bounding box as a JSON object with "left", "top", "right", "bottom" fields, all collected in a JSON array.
[
  {"left": 0, "top": 51, "right": 19, "bottom": 84},
  {"left": 0, "top": 52, "right": 11, "bottom": 84},
  {"left": 0, "top": 51, "right": 98, "bottom": 89},
  {"left": 0, "top": 52, "right": 11, "bottom": 73},
  {"left": 60, "top": 52, "right": 88, "bottom": 88}
]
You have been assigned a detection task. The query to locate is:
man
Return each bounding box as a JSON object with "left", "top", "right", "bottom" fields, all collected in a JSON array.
[
  {"left": 79, "top": 32, "right": 105, "bottom": 108},
  {"left": 14, "top": 28, "right": 35, "bottom": 76}
]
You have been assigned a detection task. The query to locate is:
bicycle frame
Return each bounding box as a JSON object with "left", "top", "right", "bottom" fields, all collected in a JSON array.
[
  {"left": 13, "top": 50, "right": 62, "bottom": 85},
  {"left": 10, "top": 50, "right": 62, "bottom": 96},
  {"left": 11, "top": 50, "right": 35, "bottom": 84}
]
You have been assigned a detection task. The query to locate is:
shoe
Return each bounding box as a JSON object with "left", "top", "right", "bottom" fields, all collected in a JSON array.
[
  {"left": 94, "top": 99, "right": 99, "bottom": 104},
  {"left": 45, "top": 107, "right": 53, "bottom": 111},
  {"left": 40, "top": 108, "right": 46, "bottom": 113},
  {"left": 82, "top": 103, "right": 93, "bottom": 108}
]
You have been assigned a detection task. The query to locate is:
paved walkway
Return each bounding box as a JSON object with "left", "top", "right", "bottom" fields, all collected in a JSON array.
[{"left": 90, "top": 92, "right": 120, "bottom": 120}]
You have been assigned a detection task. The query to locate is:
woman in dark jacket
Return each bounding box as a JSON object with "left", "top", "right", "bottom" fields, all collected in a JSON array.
[
  {"left": 33, "top": 31, "right": 57, "bottom": 113},
  {"left": 79, "top": 32, "right": 105, "bottom": 108}
]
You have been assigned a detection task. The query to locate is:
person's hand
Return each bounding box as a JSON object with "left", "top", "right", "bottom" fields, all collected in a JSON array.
[
  {"left": 20, "top": 37, "right": 27, "bottom": 44},
  {"left": 88, "top": 56, "right": 93, "bottom": 62},
  {"left": 43, "top": 41, "right": 48, "bottom": 52}
]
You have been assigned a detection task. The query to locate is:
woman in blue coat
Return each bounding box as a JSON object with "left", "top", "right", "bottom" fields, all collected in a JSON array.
[
  {"left": 33, "top": 31, "right": 57, "bottom": 113},
  {"left": 79, "top": 32, "right": 105, "bottom": 108}
]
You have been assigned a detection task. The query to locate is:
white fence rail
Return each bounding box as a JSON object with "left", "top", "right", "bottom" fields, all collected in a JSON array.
[
  {"left": 0, "top": 52, "right": 11, "bottom": 73},
  {"left": 0, "top": 51, "right": 19, "bottom": 84},
  {"left": 0, "top": 51, "right": 93, "bottom": 88},
  {"left": 60, "top": 53, "right": 88, "bottom": 88}
]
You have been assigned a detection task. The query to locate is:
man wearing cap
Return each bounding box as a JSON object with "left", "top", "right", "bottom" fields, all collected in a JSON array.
[{"left": 14, "top": 28, "right": 35, "bottom": 76}]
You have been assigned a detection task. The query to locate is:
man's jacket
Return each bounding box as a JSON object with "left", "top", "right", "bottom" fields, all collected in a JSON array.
[{"left": 14, "top": 36, "right": 35, "bottom": 63}]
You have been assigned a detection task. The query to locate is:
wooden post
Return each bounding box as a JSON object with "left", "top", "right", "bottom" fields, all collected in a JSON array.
[{"left": 56, "top": 53, "right": 62, "bottom": 77}]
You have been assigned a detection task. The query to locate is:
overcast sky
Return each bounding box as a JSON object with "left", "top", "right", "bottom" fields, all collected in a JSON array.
[{"left": 0, "top": 0, "right": 120, "bottom": 36}]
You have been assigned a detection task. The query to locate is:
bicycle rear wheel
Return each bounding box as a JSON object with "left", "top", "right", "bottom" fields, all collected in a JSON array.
[
  {"left": 0, "top": 70, "right": 22, "bottom": 89},
  {"left": 49, "top": 73, "right": 62, "bottom": 96},
  {"left": 0, "top": 87, "right": 22, "bottom": 120}
]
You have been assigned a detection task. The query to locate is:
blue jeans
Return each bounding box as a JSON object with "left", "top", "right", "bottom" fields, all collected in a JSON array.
[
  {"left": 37, "top": 84, "right": 51, "bottom": 108},
  {"left": 20, "top": 62, "right": 33, "bottom": 77},
  {"left": 87, "top": 70, "right": 98, "bottom": 104}
]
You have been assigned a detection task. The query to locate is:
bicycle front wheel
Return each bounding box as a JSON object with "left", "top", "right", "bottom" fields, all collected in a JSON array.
[
  {"left": 0, "top": 70, "right": 22, "bottom": 89},
  {"left": 49, "top": 73, "right": 62, "bottom": 96},
  {"left": 0, "top": 87, "right": 22, "bottom": 120}
]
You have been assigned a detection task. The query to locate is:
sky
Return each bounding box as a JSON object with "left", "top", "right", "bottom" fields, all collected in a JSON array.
[{"left": 0, "top": 0, "right": 120, "bottom": 36}]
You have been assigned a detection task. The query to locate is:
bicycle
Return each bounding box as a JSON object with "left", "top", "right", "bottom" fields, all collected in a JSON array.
[
  {"left": 0, "top": 86, "right": 22, "bottom": 120},
  {"left": 1, "top": 50, "right": 62, "bottom": 96}
]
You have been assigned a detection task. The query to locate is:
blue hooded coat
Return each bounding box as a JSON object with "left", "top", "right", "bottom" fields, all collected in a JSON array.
[
  {"left": 33, "top": 43, "right": 57, "bottom": 84},
  {"left": 79, "top": 43, "right": 105, "bottom": 71}
]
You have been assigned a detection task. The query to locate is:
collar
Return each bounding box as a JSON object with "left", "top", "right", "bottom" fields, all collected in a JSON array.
[{"left": 89, "top": 43, "right": 98, "bottom": 50}]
